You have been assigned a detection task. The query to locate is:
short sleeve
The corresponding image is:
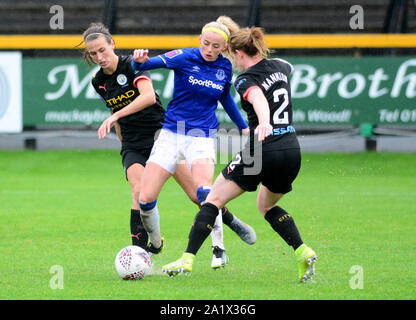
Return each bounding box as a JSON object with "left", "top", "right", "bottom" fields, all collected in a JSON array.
[
  {"left": 126, "top": 55, "right": 152, "bottom": 87},
  {"left": 91, "top": 78, "right": 103, "bottom": 98},
  {"left": 234, "top": 75, "right": 260, "bottom": 101},
  {"left": 132, "top": 70, "right": 152, "bottom": 88},
  {"left": 273, "top": 58, "right": 294, "bottom": 74}
]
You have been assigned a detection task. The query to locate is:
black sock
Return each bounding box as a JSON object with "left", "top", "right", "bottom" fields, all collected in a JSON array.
[
  {"left": 264, "top": 206, "right": 303, "bottom": 251},
  {"left": 221, "top": 206, "right": 234, "bottom": 226},
  {"left": 130, "top": 209, "right": 148, "bottom": 250},
  {"left": 186, "top": 202, "right": 219, "bottom": 255}
]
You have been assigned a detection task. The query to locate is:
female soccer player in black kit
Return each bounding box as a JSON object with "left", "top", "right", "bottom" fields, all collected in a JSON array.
[
  {"left": 163, "top": 26, "right": 317, "bottom": 282},
  {"left": 82, "top": 23, "right": 199, "bottom": 252},
  {"left": 82, "top": 23, "right": 255, "bottom": 258}
]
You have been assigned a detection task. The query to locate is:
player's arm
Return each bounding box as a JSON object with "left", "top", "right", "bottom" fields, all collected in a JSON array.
[
  {"left": 220, "top": 90, "right": 249, "bottom": 133},
  {"left": 220, "top": 91, "right": 247, "bottom": 130},
  {"left": 110, "top": 110, "right": 122, "bottom": 142},
  {"left": 131, "top": 49, "right": 166, "bottom": 71},
  {"left": 245, "top": 87, "right": 273, "bottom": 142},
  {"left": 132, "top": 49, "right": 185, "bottom": 71},
  {"left": 97, "top": 78, "right": 157, "bottom": 140},
  {"left": 90, "top": 79, "right": 122, "bottom": 141},
  {"left": 112, "top": 77, "right": 157, "bottom": 118}
]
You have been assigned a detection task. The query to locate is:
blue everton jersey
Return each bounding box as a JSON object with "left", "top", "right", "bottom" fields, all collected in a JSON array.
[{"left": 156, "top": 48, "right": 234, "bottom": 136}]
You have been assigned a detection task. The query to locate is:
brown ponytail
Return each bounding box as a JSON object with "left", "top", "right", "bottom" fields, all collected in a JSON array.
[{"left": 229, "top": 26, "right": 270, "bottom": 59}]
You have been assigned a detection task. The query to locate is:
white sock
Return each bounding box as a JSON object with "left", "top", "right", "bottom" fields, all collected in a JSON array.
[
  {"left": 139, "top": 203, "right": 161, "bottom": 248},
  {"left": 210, "top": 209, "right": 225, "bottom": 250}
]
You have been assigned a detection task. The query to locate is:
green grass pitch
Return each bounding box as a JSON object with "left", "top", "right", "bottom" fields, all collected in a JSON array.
[{"left": 0, "top": 150, "right": 415, "bottom": 300}]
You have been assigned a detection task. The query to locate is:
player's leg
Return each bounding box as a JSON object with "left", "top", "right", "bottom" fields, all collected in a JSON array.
[
  {"left": 138, "top": 129, "right": 181, "bottom": 254},
  {"left": 162, "top": 173, "right": 245, "bottom": 276},
  {"left": 171, "top": 160, "right": 199, "bottom": 206},
  {"left": 259, "top": 148, "right": 317, "bottom": 282},
  {"left": 258, "top": 185, "right": 316, "bottom": 282},
  {"left": 191, "top": 157, "right": 228, "bottom": 269},
  {"left": 221, "top": 206, "right": 256, "bottom": 245},
  {"left": 173, "top": 160, "right": 228, "bottom": 265},
  {"left": 257, "top": 185, "right": 303, "bottom": 249},
  {"left": 126, "top": 162, "right": 148, "bottom": 251},
  {"left": 138, "top": 161, "right": 171, "bottom": 252},
  {"left": 211, "top": 213, "right": 226, "bottom": 269},
  {"left": 187, "top": 137, "right": 256, "bottom": 266},
  {"left": 194, "top": 172, "right": 246, "bottom": 253},
  {"left": 219, "top": 150, "right": 257, "bottom": 245},
  {"left": 173, "top": 157, "right": 251, "bottom": 268},
  {"left": 190, "top": 161, "right": 256, "bottom": 245},
  {"left": 121, "top": 150, "right": 150, "bottom": 251}
]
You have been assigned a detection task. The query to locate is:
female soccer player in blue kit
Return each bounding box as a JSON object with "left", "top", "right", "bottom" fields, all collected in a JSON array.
[
  {"left": 131, "top": 16, "right": 256, "bottom": 269},
  {"left": 163, "top": 26, "right": 317, "bottom": 282}
]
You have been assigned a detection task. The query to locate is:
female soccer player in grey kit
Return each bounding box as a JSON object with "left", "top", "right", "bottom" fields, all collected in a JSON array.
[{"left": 163, "top": 26, "right": 317, "bottom": 282}]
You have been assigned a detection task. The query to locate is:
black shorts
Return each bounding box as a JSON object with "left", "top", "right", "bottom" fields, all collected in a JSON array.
[
  {"left": 121, "top": 147, "right": 153, "bottom": 181},
  {"left": 222, "top": 148, "right": 301, "bottom": 194}
]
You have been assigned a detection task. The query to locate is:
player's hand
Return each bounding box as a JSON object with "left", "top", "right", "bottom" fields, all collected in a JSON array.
[
  {"left": 254, "top": 123, "right": 273, "bottom": 142},
  {"left": 98, "top": 113, "right": 119, "bottom": 139},
  {"left": 133, "top": 49, "right": 149, "bottom": 63},
  {"left": 241, "top": 127, "right": 250, "bottom": 136}
]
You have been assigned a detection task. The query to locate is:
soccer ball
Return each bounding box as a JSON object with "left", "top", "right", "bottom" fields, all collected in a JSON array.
[{"left": 115, "top": 245, "right": 151, "bottom": 280}]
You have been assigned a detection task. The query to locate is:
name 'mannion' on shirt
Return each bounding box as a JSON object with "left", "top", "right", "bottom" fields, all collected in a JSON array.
[{"left": 261, "top": 72, "right": 288, "bottom": 91}]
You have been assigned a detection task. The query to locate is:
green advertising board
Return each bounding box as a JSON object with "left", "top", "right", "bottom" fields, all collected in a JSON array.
[{"left": 22, "top": 56, "right": 416, "bottom": 127}]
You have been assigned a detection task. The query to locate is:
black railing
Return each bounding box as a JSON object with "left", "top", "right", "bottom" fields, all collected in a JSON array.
[
  {"left": 103, "top": 0, "right": 118, "bottom": 34},
  {"left": 246, "top": 0, "right": 261, "bottom": 27},
  {"left": 383, "top": 0, "right": 410, "bottom": 33}
]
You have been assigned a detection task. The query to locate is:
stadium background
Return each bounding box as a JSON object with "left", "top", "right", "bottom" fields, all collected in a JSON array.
[
  {"left": 0, "top": 0, "right": 415, "bottom": 303},
  {"left": 0, "top": 0, "right": 415, "bottom": 151}
]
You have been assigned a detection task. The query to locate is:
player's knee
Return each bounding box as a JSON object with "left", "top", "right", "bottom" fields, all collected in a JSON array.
[
  {"left": 189, "top": 193, "right": 200, "bottom": 207},
  {"left": 196, "top": 185, "right": 211, "bottom": 205},
  {"left": 257, "top": 190, "right": 283, "bottom": 216},
  {"left": 257, "top": 200, "right": 274, "bottom": 217},
  {"left": 139, "top": 199, "right": 157, "bottom": 214},
  {"left": 138, "top": 191, "right": 156, "bottom": 204},
  {"left": 131, "top": 185, "right": 141, "bottom": 203},
  {"left": 197, "top": 202, "right": 219, "bottom": 223}
]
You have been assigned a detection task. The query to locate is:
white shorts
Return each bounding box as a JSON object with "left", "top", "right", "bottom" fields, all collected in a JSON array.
[{"left": 147, "top": 129, "right": 216, "bottom": 174}]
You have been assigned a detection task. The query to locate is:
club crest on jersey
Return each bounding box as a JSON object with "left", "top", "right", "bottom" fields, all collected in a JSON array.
[
  {"left": 235, "top": 78, "right": 247, "bottom": 91},
  {"left": 165, "top": 49, "right": 183, "bottom": 58},
  {"left": 216, "top": 69, "right": 226, "bottom": 81},
  {"left": 117, "top": 74, "right": 127, "bottom": 86}
]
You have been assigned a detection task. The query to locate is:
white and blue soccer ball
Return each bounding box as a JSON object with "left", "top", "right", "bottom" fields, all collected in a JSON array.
[{"left": 115, "top": 245, "right": 151, "bottom": 280}]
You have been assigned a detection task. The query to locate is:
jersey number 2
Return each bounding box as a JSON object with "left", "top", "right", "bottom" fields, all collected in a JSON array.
[{"left": 272, "top": 88, "right": 289, "bottom": 124}]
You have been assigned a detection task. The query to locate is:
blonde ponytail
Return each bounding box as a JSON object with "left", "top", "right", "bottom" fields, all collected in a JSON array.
[{"left": 216, "top": 15, "right": 240, "bottom": 36}]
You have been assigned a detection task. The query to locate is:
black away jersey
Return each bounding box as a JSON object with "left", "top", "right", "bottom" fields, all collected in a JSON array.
[
  {"left": 234, "top": 58, "right": 299, "bottom": 151},
  {"left": 91, "top": 55, "right": 165, "bottom": 150}
]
